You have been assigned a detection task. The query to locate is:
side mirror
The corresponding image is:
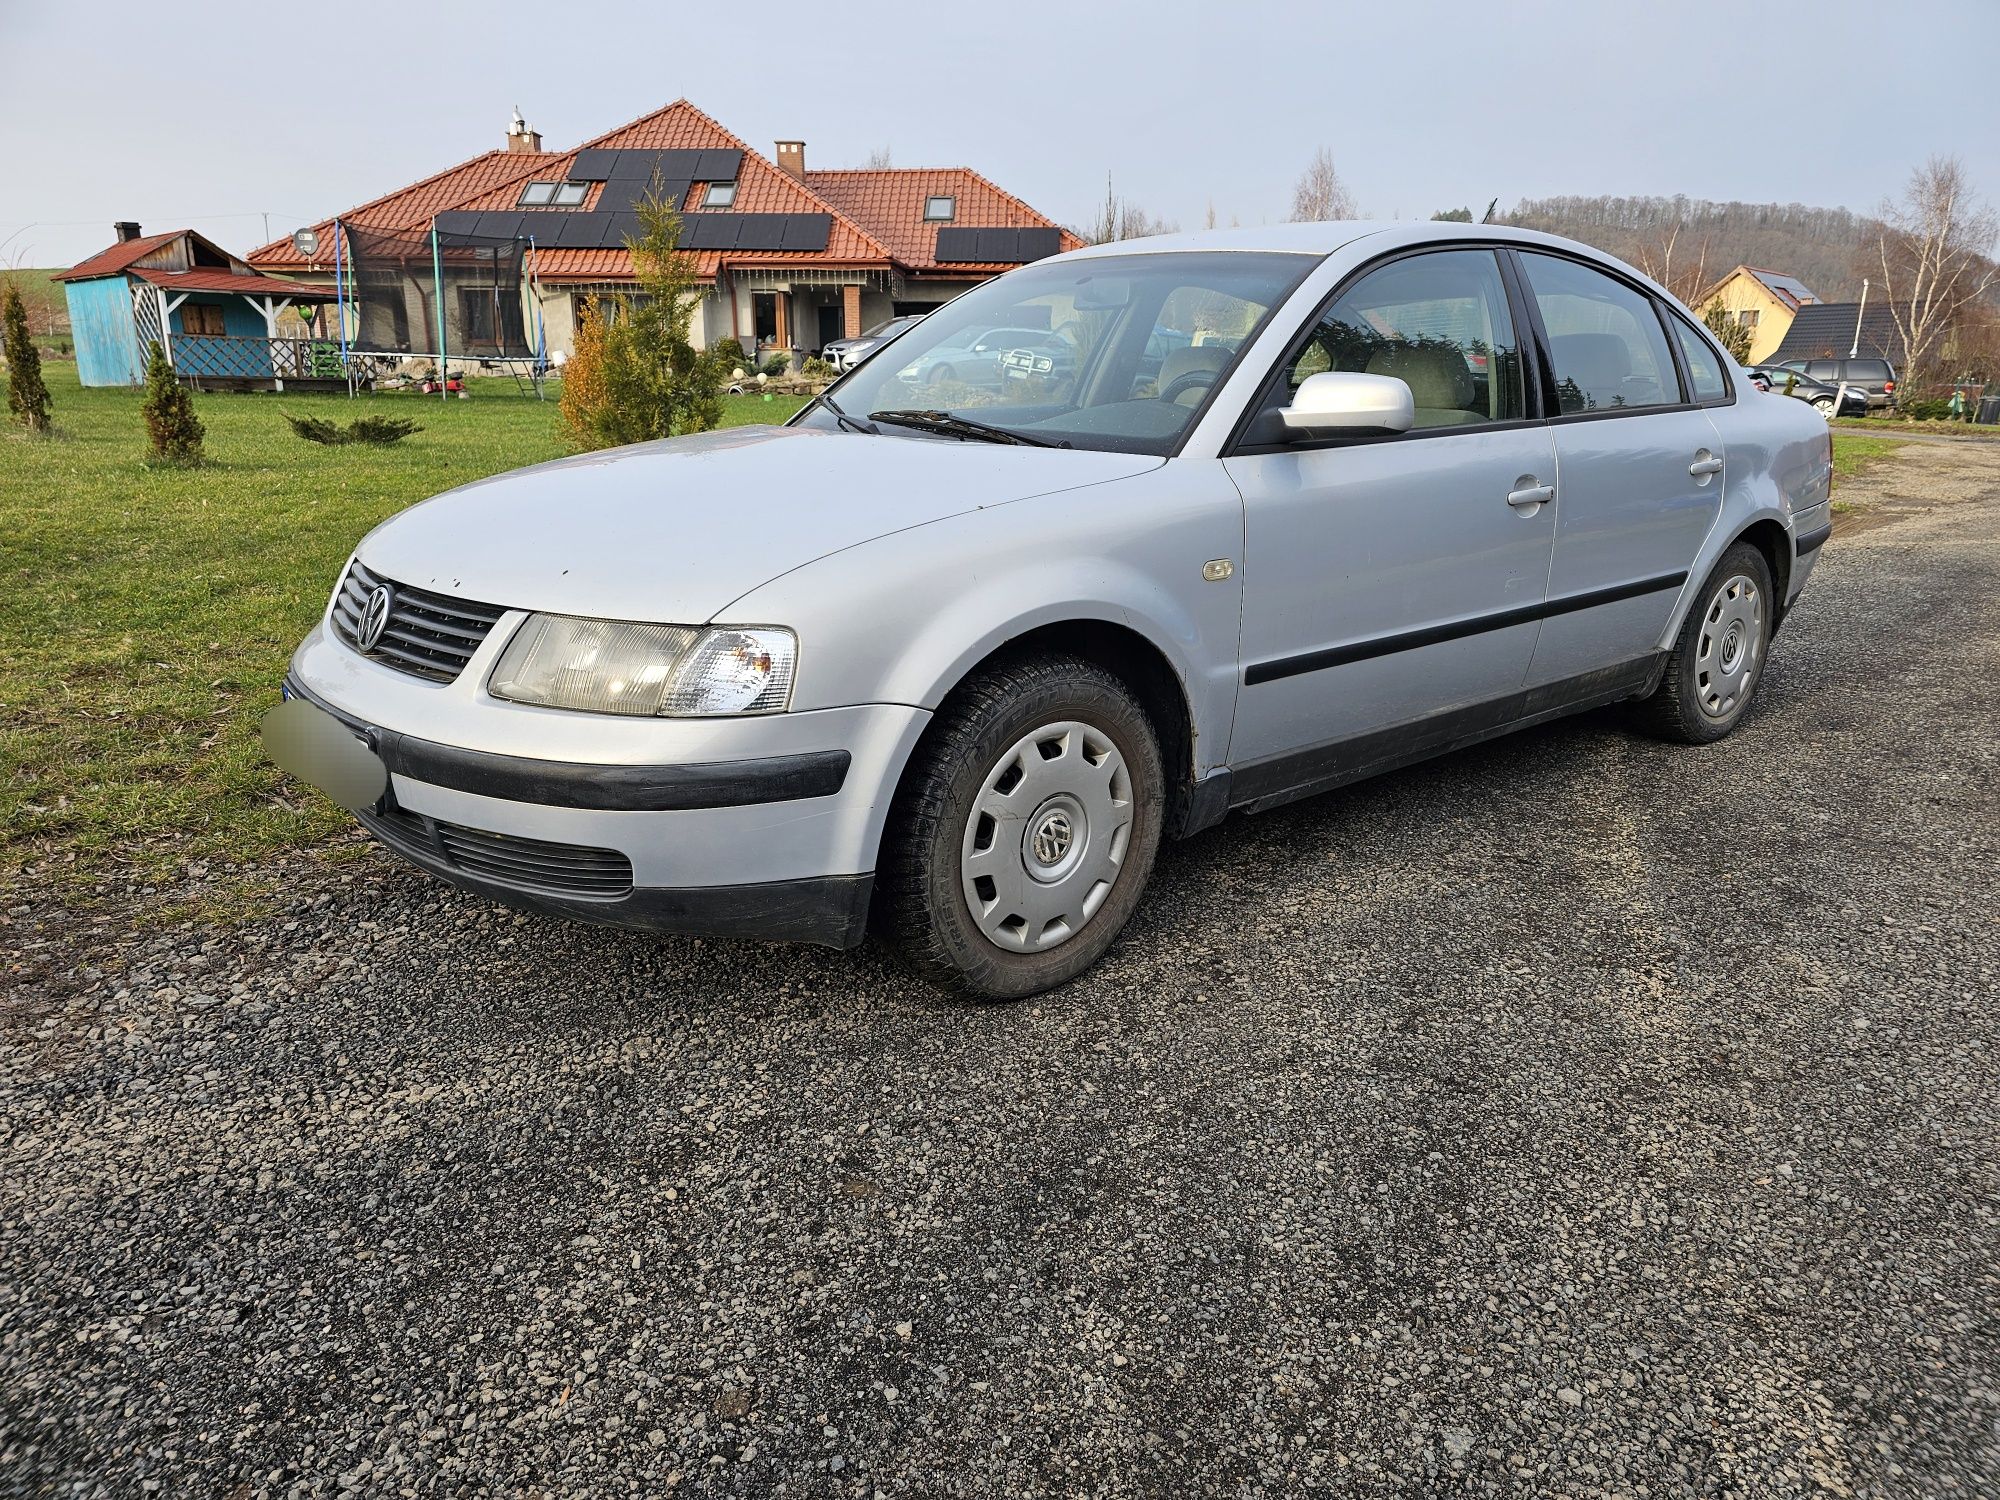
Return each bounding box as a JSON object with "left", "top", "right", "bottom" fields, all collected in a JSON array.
[{"left": 1280, "top": 371, "right": 1415, "bottom": 438}]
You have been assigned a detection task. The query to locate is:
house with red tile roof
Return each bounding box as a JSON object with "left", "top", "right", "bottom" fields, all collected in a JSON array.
[
  {"left": 246, "top": 101, "right": 1080, "bottom": 364},
  {"left": 57, "top": 223, "right": 340, "bottom": 388}
]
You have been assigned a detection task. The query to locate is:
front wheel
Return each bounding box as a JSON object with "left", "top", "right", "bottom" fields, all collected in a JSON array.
[
  {"left": 1812, "top": 395, "right": 1835, "bottom": 418},
  {"left": 878, "top": 655, "right": 1164, "bottom": 999},
  {"left": 1633, "top": 542, "right": 1774, "bottom": 744}
]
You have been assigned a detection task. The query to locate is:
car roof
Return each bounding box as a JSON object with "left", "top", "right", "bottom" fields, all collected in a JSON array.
[{"left": 1055, "top": 219, "right": 1652, "bottom": 274}]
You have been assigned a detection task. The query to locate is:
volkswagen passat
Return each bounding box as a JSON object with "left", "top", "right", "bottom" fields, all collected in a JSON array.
[{"left": 267, "top": 223, "right": 1834, "bottom": 999}]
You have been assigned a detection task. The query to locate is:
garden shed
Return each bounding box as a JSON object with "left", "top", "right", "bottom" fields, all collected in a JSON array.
[{"left": 56, "top": 224, "right": 340, "bottom": 389}]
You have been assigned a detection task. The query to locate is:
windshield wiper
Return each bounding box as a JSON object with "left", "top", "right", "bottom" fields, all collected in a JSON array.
[
  {"left": 867, "top": 409, "right": 1065, "bottom": 448},
  {"left": 813, "top": 392, "right": 878, "bottom": 435}
]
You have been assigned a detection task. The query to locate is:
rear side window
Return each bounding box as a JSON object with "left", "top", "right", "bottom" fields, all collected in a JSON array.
[
  {"left": 1519, "top": 252, "right": 1680, "bottom": 414},
  {"left": 1851, "top": 360, "right": 1892, "bottom": 381},
  {"left": 1806, "top": 360, "right": 1837, "bottom": 381},
  {"left": 1666, "top": 313, "right": 1730, "bottom": 402}
]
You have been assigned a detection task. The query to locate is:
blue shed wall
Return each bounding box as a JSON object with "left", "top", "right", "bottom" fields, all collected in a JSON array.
[
  {"left": 64, "top": 277, "right": 145, "bottom": 386},
  {"left": 172, "top": 295, "right": 276, "bottom": 377}
]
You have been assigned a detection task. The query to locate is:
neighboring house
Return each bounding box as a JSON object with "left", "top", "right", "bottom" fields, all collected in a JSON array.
[
  {"left": 246, "top": 101, "right": 1081, "bottom": 364},
  {"left": 55, "top": 225, "right": 340, "bottom": 388},
  {"left": 1696, "top": 265, "right": 1821, "bottom": 364},
  {"left": 1769, "top": 301, "right": 1908, "bottom": 366}
]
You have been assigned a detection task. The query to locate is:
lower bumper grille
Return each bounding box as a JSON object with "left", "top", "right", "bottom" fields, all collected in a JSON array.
[{"left": 358, "top": 804, "right": 633, "bottom": 900}]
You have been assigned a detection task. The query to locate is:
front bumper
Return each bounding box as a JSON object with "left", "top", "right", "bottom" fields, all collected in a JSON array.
[{"left": 285, "top": 623, "right": 931, "bottom": 948}]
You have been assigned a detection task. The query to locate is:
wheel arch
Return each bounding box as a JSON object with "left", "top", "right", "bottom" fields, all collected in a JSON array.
[{"left": 901, "top": 615, "right": 1206, "bottom": 841}]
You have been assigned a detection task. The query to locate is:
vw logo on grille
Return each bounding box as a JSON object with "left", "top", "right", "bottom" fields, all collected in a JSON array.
[{"left": 357, "top": 584, "right": 394, "bottom": 652}]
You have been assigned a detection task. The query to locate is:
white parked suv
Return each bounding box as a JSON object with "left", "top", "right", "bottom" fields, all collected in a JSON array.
[{"left": 268, "top": 223, "right": 1834, "bottom": 998}]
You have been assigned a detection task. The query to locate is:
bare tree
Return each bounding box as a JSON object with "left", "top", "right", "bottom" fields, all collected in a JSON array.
[
  {"left": 1876, "top": 155, "right": 1999, "bottom": 380},
  {"left": 863, "top": 144, "right": 894, "bottom": 170},
  {"left": 1077, "top": 175, "right": 1177, "bottom": 244},
  {"left": 1288, "top": 147, "right": 1357, "bottom": 222},
  {"left": 1629, "top": 220, "right": 1716, "bottom": 308}
]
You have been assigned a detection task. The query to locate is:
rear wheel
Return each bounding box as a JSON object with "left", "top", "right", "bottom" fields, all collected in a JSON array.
[
  {"left": 1633, "top": 542, "right": 1774, "bottom": 744},
  {"left": 878, "top": 655, "right": 1163, "bottom": 999}
]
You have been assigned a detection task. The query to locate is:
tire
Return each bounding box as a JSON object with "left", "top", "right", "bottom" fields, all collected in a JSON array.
[
  {"left": 878, "top": 655, "right": 1164, "bottom": 1000},
  {"left": 1633, "top": 542, "right": 1775, "bottom": 744},
  {"left": 927, "top": 364, "right": 956, "bottom": 387},
  {"left": 1812, "top": 395, "right": 1835, "bottom": 417}
]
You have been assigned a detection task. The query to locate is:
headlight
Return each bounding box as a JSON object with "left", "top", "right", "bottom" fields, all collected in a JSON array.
[{"left": 489, "top": 616, "right": 796, "bottom": 716}]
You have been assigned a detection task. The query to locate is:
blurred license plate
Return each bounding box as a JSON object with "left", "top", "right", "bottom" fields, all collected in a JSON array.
[{"left": 262, "top": 694, "right": 388, "bottom": 812}]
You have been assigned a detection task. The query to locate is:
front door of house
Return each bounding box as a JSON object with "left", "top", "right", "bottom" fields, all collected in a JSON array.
[{"left": 817, "top": 305, "right": 842, "bottom": 352}]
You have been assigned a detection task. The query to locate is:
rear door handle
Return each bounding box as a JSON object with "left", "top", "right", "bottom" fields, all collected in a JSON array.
[
  {"left": 1507, "top": 482, "right": 1555, "bottom": 508},
  {"left": 1689, "top": 454, "right": 1724, "bottom": 477}
]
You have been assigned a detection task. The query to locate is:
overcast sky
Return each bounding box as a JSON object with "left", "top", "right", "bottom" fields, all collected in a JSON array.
[{"left": 4, "top": 0, "right": 1994, "bottom": 269}]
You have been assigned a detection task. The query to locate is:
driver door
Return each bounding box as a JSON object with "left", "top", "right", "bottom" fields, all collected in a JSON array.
[{"left": 1222, "top": 247, "right": 1558, "bottom": 794}]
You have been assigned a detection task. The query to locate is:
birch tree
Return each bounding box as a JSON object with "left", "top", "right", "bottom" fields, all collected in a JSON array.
[
  {"left": 1288, "top": 148, "right": 1357, "bottom": 222},
  {"left": 1876, "top": 155, "right": 1998, "bottom": 380}
]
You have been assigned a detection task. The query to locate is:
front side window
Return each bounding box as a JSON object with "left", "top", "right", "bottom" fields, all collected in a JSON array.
[
  {"left": 798, "top": 250, "right": 1313, "bottom": 455},
  {"left": 1668, "top": 312, "right": 1730, "bottom": 402},
  {"left": 924, "top": 195, "right": 956, "bottom": 221},
  {"left": 702, "top": 181, "right": 737, "bottom": 209},
  {"left": 1519, "top": 252, "right": 1679, "bottom": 414},
  {"left": 1269, "top": 248, "right": 1526, "bottom": 430}
]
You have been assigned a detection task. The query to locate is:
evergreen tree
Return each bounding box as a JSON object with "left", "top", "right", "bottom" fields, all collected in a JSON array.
[
  {"left": 2, "top": 280, "right": 53, "bottom": 432},
  {"left": 141, "top": 342, "right": 205, "bottom": 462},
  {"left": 1702, "top": 302, "right": 1755, "bottom": 364},
  {"left": 559, "top": 180, "right": 735, "bottom": 451}
]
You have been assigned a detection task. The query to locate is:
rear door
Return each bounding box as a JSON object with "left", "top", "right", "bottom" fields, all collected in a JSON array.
[
  {"left": 1224, "top": 247, "right": 1558, "bottom": 780},
  {"left": 1513, "top": 250, "right": 1726, "bottom": 688}
]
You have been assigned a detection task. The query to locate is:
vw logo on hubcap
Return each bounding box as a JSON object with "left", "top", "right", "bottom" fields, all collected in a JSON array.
[
  {"left": 1031, "top": 810, "right": 1074, "bottom": 867},
  {"left": 357, "top": 584, "right": 395, "bottom": 652}
]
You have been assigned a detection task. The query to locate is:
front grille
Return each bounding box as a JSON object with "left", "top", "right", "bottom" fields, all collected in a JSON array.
[
  {"left": 331, "top": 559, "right": 506, "bottom": 684},
  {"left": 358, "top": 804, "right": 633, "bottom": 901}
]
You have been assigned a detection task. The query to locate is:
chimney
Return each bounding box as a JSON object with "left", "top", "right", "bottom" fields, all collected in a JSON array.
[
  {"left": 775, "top": 140, "right": 805, "bottom": 181},
  {"left": 113, "top": 221, "right": 142, "bottom": 243},
  {"left": 507, "top": 106, "right": 542, "bottom": 154}
]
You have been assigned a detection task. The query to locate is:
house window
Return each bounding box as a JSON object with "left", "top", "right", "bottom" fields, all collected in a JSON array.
[
  {"left": 1737, "top": 308, "right": 1759, "bottom": 329},
  {"left": 923, "top": 195, "right": 956, "bottom": 221},
  {"left": 552, "top": 182, "right": 588, "bottom": 207},
  {"left": 520, "top": 179, "right": 588, "bottom": 207},
  {"left": 519, "top": 182, "right": 557, "bottom": 206},
  {"left": 181, "top": 304, "right": 227, "bottom": 337},
  {"left": 702, "top": 181, "right": 737, "bottom": 209}
]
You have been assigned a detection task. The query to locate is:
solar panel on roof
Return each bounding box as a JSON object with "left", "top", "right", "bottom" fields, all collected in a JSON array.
[
  {"left": 432, "top": 212, "right": 481, "bottom": 238},
  {"left": 694, "top": 149, "right": 743, "bottom": 181},
  {"left": 934, "top": 226, "right": 1062, "bottom": 264},
  {"left": 569, "top": 149, "right": 619, "bottom": 181},
  {"left": 780, "top": 214, "right": 832, "bottom": 252}
]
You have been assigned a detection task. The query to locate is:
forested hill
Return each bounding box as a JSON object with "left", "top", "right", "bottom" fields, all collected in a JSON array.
[{"left": 1499, "top": 195, "right": 1879, "bottom": 300}]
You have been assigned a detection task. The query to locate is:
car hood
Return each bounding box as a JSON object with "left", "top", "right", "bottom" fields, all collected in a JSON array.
[{"left": 356, "top": 423, "right": 1161, "bottom": 623}]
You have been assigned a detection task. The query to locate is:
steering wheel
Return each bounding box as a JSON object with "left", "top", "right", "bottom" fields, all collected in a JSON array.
[{"left": 1159, "top": 367, "right": 1220, "bottom": 404}]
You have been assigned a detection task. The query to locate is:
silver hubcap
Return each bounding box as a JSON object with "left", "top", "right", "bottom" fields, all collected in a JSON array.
[
  {"left": 960, "top": 721, "right": 1133, "bottom": 952},
  {"left": 1696, "top": 573, "right": 1763, "bottom": 719}
]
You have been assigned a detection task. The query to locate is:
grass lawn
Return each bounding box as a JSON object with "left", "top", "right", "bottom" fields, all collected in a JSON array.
[
  {"left": 2, "top": 362, "right": 806, "bottom": 912},
  {"left": 1830, "top": 432, "right": 1909, "bottom": 484},
  {"left": 1831, "top": 416, "right": 1999, "bottom": 439}
]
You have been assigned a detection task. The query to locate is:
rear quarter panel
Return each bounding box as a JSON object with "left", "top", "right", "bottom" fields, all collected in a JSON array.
[{"left": 1669, "top": 385, "right": 1833, "bottom": 633}]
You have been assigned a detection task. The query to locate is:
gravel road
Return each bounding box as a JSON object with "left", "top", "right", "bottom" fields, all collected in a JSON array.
[{"left": 5, "top": 444, "right": 1998, "bottom": 1498}]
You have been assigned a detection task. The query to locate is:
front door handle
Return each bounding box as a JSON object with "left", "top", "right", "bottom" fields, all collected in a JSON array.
[
  {"left": 1507, "top": 482, "right": 1555, "bottom": 508},
  {"left": 1689, "top": 453, "right": 1725, "bottom": 477}
]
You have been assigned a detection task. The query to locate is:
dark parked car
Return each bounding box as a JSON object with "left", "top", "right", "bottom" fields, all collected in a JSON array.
[
  {"left": 1749, "top": 366, "right": 1868, "bottom": 419},
  {"left": 1772, "top": 357, "right": 1897, "bottom": 410}
]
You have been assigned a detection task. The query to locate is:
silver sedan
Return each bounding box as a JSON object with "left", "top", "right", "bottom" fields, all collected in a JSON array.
[{"left": 269, "top": 223, "right": 1833, "bottom": 998}]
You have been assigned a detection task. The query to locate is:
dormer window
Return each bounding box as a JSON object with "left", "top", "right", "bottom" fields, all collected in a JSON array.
[
  {"left": 923, "top": 195, "right": 956, "bottom": 221},
  {"left": 702, "top": 181, "right": 737, "bottom": 209}
]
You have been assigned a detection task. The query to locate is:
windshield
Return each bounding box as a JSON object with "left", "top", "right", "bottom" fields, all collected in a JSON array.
[{"left": 796, "top": 251, "right": 1314, "bottom": 455}]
